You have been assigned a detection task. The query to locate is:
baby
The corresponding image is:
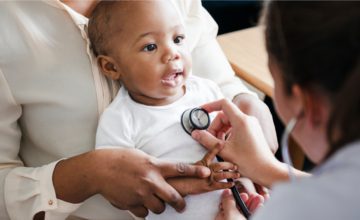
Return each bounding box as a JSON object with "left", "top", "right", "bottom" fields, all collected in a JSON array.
[{"left": 89, "top": 1, "right": 238, "bottom": 219}]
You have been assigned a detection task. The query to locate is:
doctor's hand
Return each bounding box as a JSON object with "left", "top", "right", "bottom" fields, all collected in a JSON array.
[
  {"left": 234, "top": 177, "right": 270, "bottom": 201},
  {"left": 192, "top": 99, "right": 283, "bottom": 188},
  {"left": 215, "top": 189, "right": 264, "bottom": 220},
  {"left": 233, "top": 93, "right": 278, "bottom": 153}
]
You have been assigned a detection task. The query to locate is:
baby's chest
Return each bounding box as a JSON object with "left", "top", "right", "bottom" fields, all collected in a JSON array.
[{"left": 137, "top": 122, "right": 207, "bottom": 163}]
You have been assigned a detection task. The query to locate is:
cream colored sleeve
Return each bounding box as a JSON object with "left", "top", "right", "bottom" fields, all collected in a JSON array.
[
  {"left": 179, "top": 0, "right": 257, "bottom": 99},
  {"left": 0, "top": 68, "right": 82, "bottom": 220}
]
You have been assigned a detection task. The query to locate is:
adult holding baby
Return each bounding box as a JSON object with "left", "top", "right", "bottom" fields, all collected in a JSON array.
[{"left": 0, "top": 0, "right": 276, "bottom": 219}]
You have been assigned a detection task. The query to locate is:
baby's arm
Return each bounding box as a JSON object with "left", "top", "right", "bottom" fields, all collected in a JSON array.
[{"left": 167, "top": 144, "right": 239, "bottom": 197}]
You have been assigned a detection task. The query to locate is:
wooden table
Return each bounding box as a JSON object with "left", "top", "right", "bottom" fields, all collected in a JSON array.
[
  {"left": 217, "top": 26, "right": 274, "bottom": 98},
  {"left": 217, "top": 26, "right": 305, "bottom": 169}
]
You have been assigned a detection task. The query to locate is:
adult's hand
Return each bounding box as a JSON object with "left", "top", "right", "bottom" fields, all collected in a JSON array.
[
  {"left": 232, "top": 93, "right": 278, "bottom": 153},
  {"left": 192, "top": 99, "right": 288, "bottom": 188},
  {"left": 234, "top": 177, "right": 270, "bottom": 201},
  {"left": 215, "top": 189, "right": 263, "bottom": 220},
  {"left": 168, "top": 143, "right": 239, "bottom": 197},
  {"left": 53, "top": 148, "right": 210, "bottom": 218}
]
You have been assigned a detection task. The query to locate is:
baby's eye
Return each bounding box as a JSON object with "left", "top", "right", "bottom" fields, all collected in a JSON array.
[
  {"left": 143, "top": 44, "right": 157, "bottom": 52},
  {"left": 174, "top": 35, "right": 185, "bottom": 44}
]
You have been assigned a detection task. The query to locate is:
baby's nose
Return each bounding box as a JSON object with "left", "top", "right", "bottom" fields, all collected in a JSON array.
[{"left": 162, "top": 46, "right": 180, "bottom": 63}]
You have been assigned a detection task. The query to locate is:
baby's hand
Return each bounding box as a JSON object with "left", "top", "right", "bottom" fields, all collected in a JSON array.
[
  {"left": 168, "top": 144, "right": 240, "bottom": 196},
  {"left": 195, "top": 143, "right": 240, "bottom": 186}
]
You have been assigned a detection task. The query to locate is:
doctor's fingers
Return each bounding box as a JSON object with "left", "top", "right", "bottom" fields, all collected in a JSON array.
[
  {"left": 192, "top": 129, "right": 226, "bottom": 154},
  {"left": 247, "top": 194, "right": 264, "bottom": 213},
  {"left": 216, "top": 189, "right": 246, "bottom": 220},
  {"left": 201, "top": 99, "right": 245, "bottom": 125},
  {"left": 234, "top": 177, "right": 257, "bottom": 195},
  {"left": 254, "top": 183, "right": 270, "bottom": 200},
  {"left": 208, "top": 111, "right": 232, "bottom": 139}
]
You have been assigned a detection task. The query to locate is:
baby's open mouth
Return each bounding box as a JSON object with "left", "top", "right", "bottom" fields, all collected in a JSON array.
[{"left": 161, "top": 71, "right": 184, "bottom": 87}]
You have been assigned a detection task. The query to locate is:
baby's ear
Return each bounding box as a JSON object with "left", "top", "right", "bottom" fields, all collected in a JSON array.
[{"left": 97, "top": 55, "right": 121, "bottom": 80}]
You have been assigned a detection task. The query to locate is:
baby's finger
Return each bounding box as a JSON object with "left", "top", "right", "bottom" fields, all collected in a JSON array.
[
  {"left": 201, "top": 99, "right": 244, "bottom": 125},
  {"left": 201, "top": 142, "right": 224, "bottom": 165},
  {"left": 212, "top": 171, "right": 240, "bottom": 182},
  {"left": 209, "top": 181, "right": 235, "bottom": 190},
  {"left": 210, "top": 162, "right": 237, "bottom": 172}
]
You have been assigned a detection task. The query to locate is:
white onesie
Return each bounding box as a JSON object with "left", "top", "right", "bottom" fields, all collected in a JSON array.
[{"left": 96, "top": 75, "right": 223, "bottom": 220}]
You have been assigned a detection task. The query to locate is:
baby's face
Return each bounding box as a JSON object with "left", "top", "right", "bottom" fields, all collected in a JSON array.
[{"left": 107, "top": 1, "right": 191, "bottom": 106}]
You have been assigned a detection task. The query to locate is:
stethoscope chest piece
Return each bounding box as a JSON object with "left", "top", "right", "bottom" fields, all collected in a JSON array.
[
  {"left": 181, "top": 108, "right": 210, "bottom": 135},
  {"left": 181, "top": 107, "right": 251, "bottom": 217}
]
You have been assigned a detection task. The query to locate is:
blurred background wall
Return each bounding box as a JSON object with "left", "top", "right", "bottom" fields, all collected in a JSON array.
[{"left": 202, "top": 0, "right": 262, "bottom": 34}]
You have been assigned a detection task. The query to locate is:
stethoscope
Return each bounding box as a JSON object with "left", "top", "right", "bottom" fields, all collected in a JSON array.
[
  {"left": 181, "top": 108, "right": 210, "bottom": 135},
  {"left": 180, "top": 107, "right": 300, "bottom": 218},
  {"left": 181, "top": 108, "right": 251, "bottom": 218}
]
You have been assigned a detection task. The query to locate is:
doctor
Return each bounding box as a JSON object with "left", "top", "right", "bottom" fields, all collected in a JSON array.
[{"left": 193, "top": 1, "right": 360, "bottom": 219}]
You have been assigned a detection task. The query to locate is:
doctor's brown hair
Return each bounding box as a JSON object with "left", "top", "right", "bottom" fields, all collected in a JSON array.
[{"left": 263, "top": 1, "right": 360, "bottom": 157}]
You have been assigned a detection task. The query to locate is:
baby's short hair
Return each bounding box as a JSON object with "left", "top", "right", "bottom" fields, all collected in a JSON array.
[{"left": 88, "top": 1, "right": 118, "bottom": 57}]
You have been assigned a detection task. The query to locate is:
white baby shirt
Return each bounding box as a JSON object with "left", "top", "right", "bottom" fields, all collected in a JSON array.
[{"left": 96, "top": 76, "right": 224, "bottom": 220}]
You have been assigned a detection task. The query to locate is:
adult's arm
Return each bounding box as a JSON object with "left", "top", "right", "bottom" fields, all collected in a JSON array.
[
  {"left": 192, "top": 99, "right": 308, "bottom": 188},
  {"left": 0, "top": 67, "right": 210, "bottom": 219},
  {"left": 53, "top": 148, "right": 211, "bottom": 217}
]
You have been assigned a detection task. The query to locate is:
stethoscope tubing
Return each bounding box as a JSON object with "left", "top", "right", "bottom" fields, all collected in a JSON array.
[{"left": 216, "top": 155, "right": 251, "bottom": 218}]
